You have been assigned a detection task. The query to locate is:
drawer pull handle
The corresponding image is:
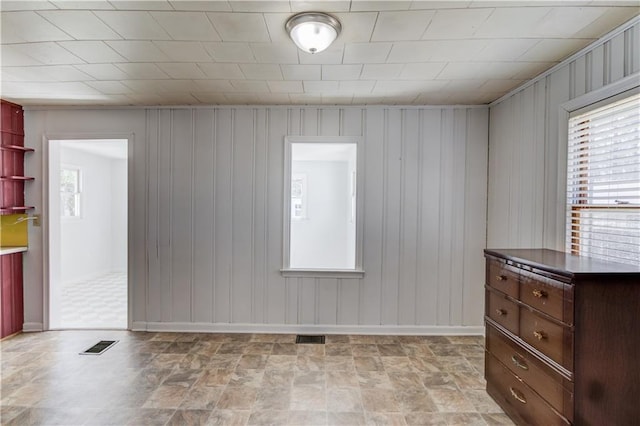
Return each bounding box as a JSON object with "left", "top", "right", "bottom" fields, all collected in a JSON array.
[
  {"left": 532, "top": 289, "right": 547, "bottom": 298},
  {"left": 495, "top": 309, "right": 506, "bottom": 316},
  {"left": 533, "top": 330, "right": 546, "bottom": 340},
  {"left": 509, "top": 387, "right": 527, "bottom": 404},
  {"left": 496, "top": 275, "right": 507, "bottom": 281},
  {"left": 511, "top": 354, "right": 529, "bottom": 370}
]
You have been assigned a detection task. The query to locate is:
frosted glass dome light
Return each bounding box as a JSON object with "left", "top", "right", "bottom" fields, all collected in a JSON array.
[{"left": 285, "top": 12, "right": 341, "bottom": 54}]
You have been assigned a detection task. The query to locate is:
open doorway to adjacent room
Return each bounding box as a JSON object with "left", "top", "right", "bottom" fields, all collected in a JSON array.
[{"left": 48, "top": 139, "right": 128, "bottom": 329}]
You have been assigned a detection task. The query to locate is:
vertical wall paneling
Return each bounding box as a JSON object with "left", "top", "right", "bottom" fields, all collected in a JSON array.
[
  {"left": 25, "top": 104, "right": 490, "bottom": 332},
  {"left": 488, "top": 21, "right": 640, "bottom": 251}
]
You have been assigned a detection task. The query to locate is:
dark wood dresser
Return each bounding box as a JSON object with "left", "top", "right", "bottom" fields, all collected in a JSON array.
[{"left": 483, "top": 248, "right": 640, "bottom": 426}]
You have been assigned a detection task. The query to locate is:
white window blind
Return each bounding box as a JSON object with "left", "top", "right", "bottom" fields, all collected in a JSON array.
[{"left": 566, "top": 92, "right": 640, "bottom": 266}]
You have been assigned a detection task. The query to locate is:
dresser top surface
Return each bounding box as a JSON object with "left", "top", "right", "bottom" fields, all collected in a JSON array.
[{"left": 485, "top": 248, "right": 640, "bottom": 278}]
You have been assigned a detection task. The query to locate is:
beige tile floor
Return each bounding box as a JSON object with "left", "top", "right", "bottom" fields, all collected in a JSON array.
[{"left": 0, "top": 331, "right": 514, "bottom": 426}]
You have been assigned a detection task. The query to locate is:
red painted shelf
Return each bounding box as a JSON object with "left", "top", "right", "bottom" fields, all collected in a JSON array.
[
  {"left": 0, "top": 206, "right": 35, "bottom": 213},
  {"left": 0, "top": 176, "right": 35, "bottom": 181},
  {"left": 0, "top": 145, "right": 34, "bottom": 152}
]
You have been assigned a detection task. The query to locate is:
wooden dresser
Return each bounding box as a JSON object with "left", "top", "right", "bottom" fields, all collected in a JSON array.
[{"left": 483, "top": 248, "right": 640, "bottom": 425}]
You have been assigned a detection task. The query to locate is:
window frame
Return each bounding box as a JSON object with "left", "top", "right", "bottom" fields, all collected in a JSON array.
[
  {"left": 281, "top": 136, "right": 365, "bottom": 278},
  {"left": 560, "top": 80, "right": 639, "bottom": 264},
  {"left": 60, "top": 165, "right": 82, "bottom": 220}
]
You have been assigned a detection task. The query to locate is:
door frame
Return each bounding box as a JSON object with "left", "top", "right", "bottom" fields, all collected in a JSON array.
[{"left": 42, "top": 133, "right": 134, "bottom": 330}]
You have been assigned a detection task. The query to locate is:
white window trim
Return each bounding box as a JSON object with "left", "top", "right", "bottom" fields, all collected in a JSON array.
[
  {"left": 557, "top": 73, "right": 640, "bottom": 252},
  {"left": 281, "top": 135, "right": 365, "bottom": 279}
]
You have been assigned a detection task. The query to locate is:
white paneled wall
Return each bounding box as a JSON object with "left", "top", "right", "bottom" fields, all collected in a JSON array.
[
  {"left": 488, "top": 20, "right": 640, "bottom": 250},
  {"left": 24, "top": 106, "right": 488, "bottom": 333}
]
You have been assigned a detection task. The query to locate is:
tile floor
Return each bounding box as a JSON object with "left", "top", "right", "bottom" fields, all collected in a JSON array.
[
  {"left": 0, "top": 331, "right": 514, "bottom": 425},
  {"left": 60, "top": 272, "right": 127, "bottom": 329}
]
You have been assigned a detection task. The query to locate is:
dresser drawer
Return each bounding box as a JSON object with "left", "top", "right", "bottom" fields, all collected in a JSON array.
[
  {"left": 487, "top": 290, "right": 519, "bottom": 335},
  {"left": 486, "top": 324, "right": 573, "bottom": 420},
  {"left": 487, "top": 259, "right": 519, "bottom": 298},
  {"left": 520, "top": 309, "right": 572, "bottom": 369},
  {"left": 486, "top": 354, "right": 570, "bottom": 426},
  {"left": 520, "top": 270, "right": 566, "bottom": 323}
]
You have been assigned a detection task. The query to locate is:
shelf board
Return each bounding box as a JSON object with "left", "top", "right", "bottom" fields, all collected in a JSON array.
[
  {"left": 0, "top": 145, "right": 34, "bottom": 152},
  {"left": 0, "top": 176, "right": 35, "bottom": 181},
  {"left": 0, "top": 206, "right": 35, "bottom": 213}
]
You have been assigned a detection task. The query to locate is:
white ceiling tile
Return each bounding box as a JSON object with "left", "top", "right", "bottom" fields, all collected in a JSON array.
[
  {"left": 57, "top": 41, "right": 127, "bottom": 63},
  {"left": 109, "top": 1, "right": 173, "bottom": 10},
  {"left": 1, "top": 81, "right": 101, "bottom": 96},
  {"left": 85, "top": 80, "right": 133, "bottom": 94},
  {"left": 1, "top": 11, "right": 73, "bottom": 43},
  {"left": 534, "top": 7, "right": 608, "bottom": 37},
  {"left": 411, "top": 1, "right": 472, "bottom": 9},
  {"left": 0, "top": 2, "right": 57, "bottom": 11},
  {"left": 122, "top": 79, "right": 199, "bottom": 92},
  {"left": 480, "top": 79, "right": 526, "bottom": 92},
  {"left": 192, "top": 92, "right": 230, "bottom": 103},
  {"left": 371, "top": 10, "right": 435, "bottom": 41},
  {"left": 443, "top": 79, "right": 487, "bottom": 91},
  {"left": 38, "top": 10, "right": 122, "bottom": 39},
  {"left": 267, "top": 80, "right": 303, "bottom": 93},
  {"left": 350, "top": 1, "right": 412, "bottom": 11},
  {"left": 473, "top": 7, "right": 552, "bottom": 37},
  {"left": 8, "top": 42, "right": 85, "bottom": 65},
  {"left": 240, "top": 63, "right": 283, "bottom": 80},
  {"left": 429, "top": 40, "right": 490, "bottom": 61},
  {"left": 291, "top": 1, "right": 351, "bottom": 12},
  {"left": 351, "top": 95, "right": 386, "bottom": 104},
  {"left": 474, "top": 39, "right": 540, "bottom": 61},
  {"left": 322, "top": 64, "right": 362, "bottom": 80},
  {"left": 298, "top": 45, "right": 344, "bottom": 64},
  {"left": 230, "top": 1, "right": 290, "bottom": 12},
  {"left": 50, "top": 1, "right": 114, "bottom": 9},
  {"left": 124, "top": 93, "right": 165, "bottom": 104},
  {"left": 257, "top": 93, "right": 292, "bottom": 103},
  {"left": 156, "top": 63, "right": 207, "bottom": 79},
  {"left": 75, "top": 63, "right": 131, "bottom": 80},
  {"left": 361, "top": 63, "right": 403, "bottom": 79},
  {"left": 154, "top": 41, "right": 212, "bottom": 62},
  {"left": 373, "top": 79, "right": 447, "bottom": 94},
  {"left": 437, "top": 62, "right": 506, "bottom": 80},
  {"left": 114, "top": 63, "right": 169, "bottom": 79},
  {"left": 197, "top": 63, "right": 243, "bottom": 79},
  {"left": 222, "top": 93, "right": 255, "bottom": 103},
  {"left": 168, "top": 1, "right": 231, "bottom": 11},
  {"left": 343, "top": 43, "right": 392, "bottom": 64},
  {"left": 1, "top": 65, "right": 93, "bottom": 82},
  {"left": 510, "top": 61, "right": 556, "bottom": 80},
  {"left": 202, "top": 42, "right": 255, "bottom": 62},
  {"left": 250, "top": 43, "right": 299, "bottom": 64},
  {"left": 517, "top": 38, "right": 593, "bottom": 62},
  {"left": 230, "top": 80, "right": 270, "bottom": 92},
  {"left": 263, "top": 13, "right": 294, "bottom": 44},
  {"left": 206, "top": 12, "right": 270, "bottom": 42},
  {"left": 289, "top": 93, "right": 322, "bottom": 104},
  {"left": 281, "top": 64, "right": 321, "bottom": 80},
  {"left": 1, "top": 45, "right": 45, "bottom": 66},
  {"left": 193, "top": 80, "right": 234, "bottom": 91},
  {"left": 93, "top": 11, "right": 171, "bottom": 39},
  {"left": 338, "top": 80, "right": 375, "bottom": 93},
  {"left": 421, "top": 8, "right": 493, "bottom": 39},
  {"left": 321, "top": 95, "right": 353, "bottom": 104},
  {"left": 399, "top": 62, "right": 446, "bottom": 79},
  {"left": 150, "top": 12, "right": 221, "bottom": 41},
  {"left": 333, "top": 12, "right": 378, "bottom": 43},
  {"left": 106, "top": 40, "right": 171, "bottom": 61},
  {"left": 574, "top": 7, "right": 640, "bottom": 39},
  {"left": 304, "top": 80, "right": 339, "bottom": 92},
  {"left": 386, "top": 41, "right": 435, "bottom": 62}
]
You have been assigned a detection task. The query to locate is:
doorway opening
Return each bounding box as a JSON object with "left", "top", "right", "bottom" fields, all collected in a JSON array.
[{"left": 48, "top": 139, "right": 128, "bottom": 329}]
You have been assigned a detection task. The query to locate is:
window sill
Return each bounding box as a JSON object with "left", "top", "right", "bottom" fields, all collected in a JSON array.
[{"left": 280, "top": 268, "right": 365, "bottom": 279}]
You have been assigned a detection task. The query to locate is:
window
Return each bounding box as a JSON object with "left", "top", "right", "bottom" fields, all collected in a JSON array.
[
  {"left": 566, "top": 92, "right": 640, "bottom": 266},
  {"left": 282, "top": 136, "right": 363, "bottom": 277},
  {"left": 60, "top": 167, "right": 81, "bottom": 218}
]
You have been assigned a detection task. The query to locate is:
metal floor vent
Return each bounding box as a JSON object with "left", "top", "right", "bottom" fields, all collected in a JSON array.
[
  {"left": 80, "top": 340, "right": 118, "bottom": 355},
  {"left": 295, "top": 335, "right": 325, "bottom": 344}
]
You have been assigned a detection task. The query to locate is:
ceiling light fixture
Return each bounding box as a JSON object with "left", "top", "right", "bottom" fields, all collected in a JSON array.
[{"left": 285, "top": 12, "right": 341, "bottom": 54}]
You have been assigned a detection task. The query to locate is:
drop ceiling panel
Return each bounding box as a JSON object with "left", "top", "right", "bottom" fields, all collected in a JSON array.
[{"left": 0, "top": 2, "right": 637, "bottom": 106}]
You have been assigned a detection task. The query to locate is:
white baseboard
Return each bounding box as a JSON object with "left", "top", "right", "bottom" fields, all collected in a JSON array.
[
  {"left": 131, "top": 322, "right": 484, "bottom": 336},
  {"left": 22, "top": 322, "right": 44, "bottom": 332}
]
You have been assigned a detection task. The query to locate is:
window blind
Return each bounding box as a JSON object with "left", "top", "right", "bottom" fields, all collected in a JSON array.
[{"left": 566, "top": 92, "right": 640, "bottom": 266}]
